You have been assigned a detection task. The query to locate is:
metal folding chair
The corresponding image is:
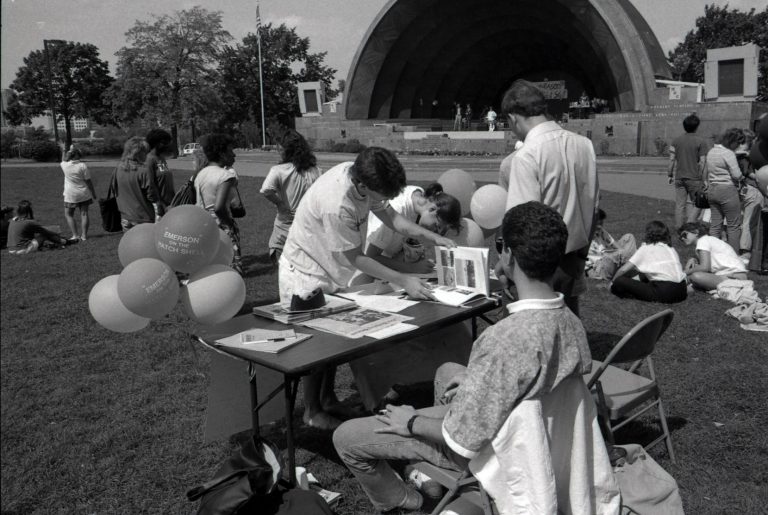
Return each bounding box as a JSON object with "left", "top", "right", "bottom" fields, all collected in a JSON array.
[
  {"left": 410, "top": 462, "right": 494, "bottom": 515},
  {"left": 584, "top": 309, "right": 676, "bottom": 463}
]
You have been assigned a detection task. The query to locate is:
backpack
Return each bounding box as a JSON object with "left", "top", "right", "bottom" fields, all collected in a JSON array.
[{"left": 169, "top": 176, "right": 197, "bottom": 208}]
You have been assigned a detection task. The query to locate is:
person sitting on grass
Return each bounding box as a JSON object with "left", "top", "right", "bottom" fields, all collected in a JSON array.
[
  {"left": 610, "top": 221, "right": 687, "bottom": 303},
  {"left": 280, "top": 147, "right": 455, "bottom": 431},
  {"left": 678, "top": 221, "right": 747, "bottom": 291},
  {"left": 7, "top": 200, "right": 74, "bottom": 255},
  {"left": 332, "top": 202, "right": 619, "bottom": 513},
  {"left": 585, "top": 208, "right": 637, "bottom": 280}
]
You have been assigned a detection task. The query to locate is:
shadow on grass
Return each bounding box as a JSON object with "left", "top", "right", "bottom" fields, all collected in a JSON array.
[
  {"left": 586, "top": 331, "right": 623, "bottom": 361},
  {"left": 242, "top": 253, "right": 275, "bottom": 279},
  {"left": 612, "top": 416, "right": 688, "bottom": 451}
]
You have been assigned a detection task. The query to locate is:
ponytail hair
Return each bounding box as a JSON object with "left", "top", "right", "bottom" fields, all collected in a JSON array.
[{"left": 423, "top": 182, "right": 462, "bottom": 232}]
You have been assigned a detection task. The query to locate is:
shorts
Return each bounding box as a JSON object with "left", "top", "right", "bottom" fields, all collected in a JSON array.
[
  {"left": 278, "top": 256, "right": 338, "bottom": 306},
  {"left": 64, "top": 199, "right": 93, "bottom": 209}
]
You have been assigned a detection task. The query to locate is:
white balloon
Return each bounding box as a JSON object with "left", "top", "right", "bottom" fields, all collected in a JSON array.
[
  {"left": 89, "top": 275, "right": 150, "bottom": 333},
  {"left": 181, "top": 264, "right": 246, "bottom": 325},
  {"left": 470, "top": 185, "right": 508, "bottom": 229},
  {"left": 454, "top": 218, "right": 486, "bottom": 247}
]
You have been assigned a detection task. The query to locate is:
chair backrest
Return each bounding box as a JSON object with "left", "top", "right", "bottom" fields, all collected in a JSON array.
[{"left": 587, "top": 309, "right": 674, "bottom": 389}]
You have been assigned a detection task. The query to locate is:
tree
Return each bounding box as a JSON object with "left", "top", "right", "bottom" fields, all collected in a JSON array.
[
  {"left": 109, "top": 7, "right": 232, "bottom": 154},
  {"left": 668, "top": 4, "right": 768, "bottom": 100},
  {"left": 7, "top": 41, "right": 113, "bottom": 147},
  {"left": 216, "top": 24, "right": 337, "bottom": 146}
]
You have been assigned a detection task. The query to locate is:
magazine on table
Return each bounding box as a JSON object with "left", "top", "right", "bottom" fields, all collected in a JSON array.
[
  {"left": 252, "top": 295, "right": 357, "bottom": 324},
  {"left": 432, "top": 245, "right": 490, "bottom": 307},
  {"left": 299, "top": 307, "right": 412, "bottom": 339}
]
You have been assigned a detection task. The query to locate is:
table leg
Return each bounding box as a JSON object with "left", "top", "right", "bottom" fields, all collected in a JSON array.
[
  {"left": 248, "top": 363, "right": 260, "bottom": 436},
  {"left": 284, "top": 376, "right": 301, "bottom": 485}
]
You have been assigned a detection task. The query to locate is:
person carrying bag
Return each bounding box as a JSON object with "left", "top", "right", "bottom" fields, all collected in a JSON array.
[{"left": 99, "top": 171, "right": 122, "bottom": 232}]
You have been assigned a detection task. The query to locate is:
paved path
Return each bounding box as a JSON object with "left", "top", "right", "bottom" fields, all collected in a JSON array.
[{"left": 2, "top": 152, "right": 673, "bottom": 200}]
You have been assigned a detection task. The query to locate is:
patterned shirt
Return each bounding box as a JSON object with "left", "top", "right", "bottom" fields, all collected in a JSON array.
[{"left": 442, "top": 295, "right": 592, "bottom": 458}]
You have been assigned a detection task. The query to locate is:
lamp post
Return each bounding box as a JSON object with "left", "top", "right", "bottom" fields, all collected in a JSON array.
[{"left": 43, "top": 39, "right": 65, "bottom": 145}]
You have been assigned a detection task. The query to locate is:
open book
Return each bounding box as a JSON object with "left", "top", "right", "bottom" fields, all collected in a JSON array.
[
  {"left": 252, "top": 295, "right": 357, "bottom": 324},
  {"left": 432, "top": 245, "right": 490, "bottom": 307}
]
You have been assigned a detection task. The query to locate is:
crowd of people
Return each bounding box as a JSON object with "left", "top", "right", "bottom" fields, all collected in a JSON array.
[{"left": 4, "top": 78, "right": 767, "bottom": 513}]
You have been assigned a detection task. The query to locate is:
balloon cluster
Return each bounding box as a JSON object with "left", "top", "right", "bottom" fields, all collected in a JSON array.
[
  {"left": 437, "top": 169, "right": 507, "bottom": 247},
  {"left": 89, "top": 205, "right": 246, "bottom": 332}
]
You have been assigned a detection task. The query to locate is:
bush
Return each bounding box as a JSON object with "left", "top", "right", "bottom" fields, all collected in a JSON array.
[
  {"left": 1, "top": 131, "right": 17, "bottom": 159},
  {"left": 76, "top": 138, "right": 125, "bottom": 157},
  {"left": 342, "top": 139, "right": 366, "bottom": 153},
  {"left": 19, "top": 140, "right": 60, "bottom": 162},
  {"left": 654, "top": 137, "right": 670, "bottom": 156}
]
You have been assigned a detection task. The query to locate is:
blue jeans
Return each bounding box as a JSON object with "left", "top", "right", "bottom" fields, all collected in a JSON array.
[
  {"left": 708, "top": 183, "right": 742, "bottom": 251},
  {"left": 332, "top": 363, "right": 468, "bottom": 512},
  {"left": 674, "top": 179, "right": 702, "bottom": 228}
]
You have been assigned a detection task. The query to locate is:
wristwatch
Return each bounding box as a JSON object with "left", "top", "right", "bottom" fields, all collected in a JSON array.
[{"left": 407, "top": 415, "right": 419, "bottom": 436}]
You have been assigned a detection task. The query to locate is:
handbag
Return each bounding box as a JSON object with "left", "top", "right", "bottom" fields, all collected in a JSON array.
[
  {"left": 230, "top": 184, "right": 246, "bottom": 218},
  {"left": 693, "top": 187, "right": 710, "bottom": 209},
  {"left": 612, "top": 444, "right": 684, "bottom": 514},
  {"left": 169, "top": 176, "right": 197, "bottom": 208},
  {"left": 99, "top": 171, "right": 122, "bottom": 232},
  {"left": 187, "top": 436, "right": 284, "bottom": 515}
]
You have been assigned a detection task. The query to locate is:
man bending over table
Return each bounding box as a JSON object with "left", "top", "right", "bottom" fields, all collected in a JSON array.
[{"left": 333, "top": 202, "right": 619, "bottom": 513}]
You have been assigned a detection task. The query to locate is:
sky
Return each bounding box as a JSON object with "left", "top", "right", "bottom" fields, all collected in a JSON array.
[{"left": 1, "top": 0, "right": 765, "bottom": 89}]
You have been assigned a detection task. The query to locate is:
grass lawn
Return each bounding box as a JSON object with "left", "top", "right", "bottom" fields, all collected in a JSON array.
[{"left": 1, "top": 164, "right": 767, "bottom": 514}]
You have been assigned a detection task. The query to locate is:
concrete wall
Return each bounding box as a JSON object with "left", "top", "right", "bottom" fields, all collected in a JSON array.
[{"left": 296, "top": 100, "right": 767, "bottom": 156}]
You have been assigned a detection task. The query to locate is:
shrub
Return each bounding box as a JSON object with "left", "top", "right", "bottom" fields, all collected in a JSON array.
[
  {"left": 76, "top": 138, "right": 125, "bottom": 156},
  {"left": 19, "top": 140, "right": 60, "bottom": 162},
  {"left": 342, "top": 139, "right": 366, "bottom": 153},
  {"left": 654, "top": 137, "right": 670, "bottom": 156},
  {"left": 1, "top": 131, "right": 17, "bottom": 158}
]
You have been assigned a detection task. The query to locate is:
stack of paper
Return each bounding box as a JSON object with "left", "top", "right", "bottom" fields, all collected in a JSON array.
[
  {"left": 214, "top": 328, "right": 311, "bottom": 353},
  {"left": 252, "top": 295, "right": 357, "bottom": 324}
]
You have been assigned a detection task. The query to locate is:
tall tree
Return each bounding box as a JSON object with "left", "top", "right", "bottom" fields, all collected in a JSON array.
[
  {"left": 7, "top": 41, "right": 113, "bottom": 147},
  {"left": 668, "top": 4, "right": 768, "bottom": 100},
  {"left": 216, "top": 24, "right": 337, "bottom": 146},
  {"left": 109, "top": 7, "right": 232, "bottom": 154}
]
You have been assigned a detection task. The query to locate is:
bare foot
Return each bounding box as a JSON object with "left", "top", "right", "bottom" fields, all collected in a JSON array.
[{"left": 302, "top": 411, "right": 341, "bottom": 431}]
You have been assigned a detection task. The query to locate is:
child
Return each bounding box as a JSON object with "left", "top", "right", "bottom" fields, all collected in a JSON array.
[
  {"left": 610, "top": 221, "right": 687, "bottom": 303},
  {"left": 60, "top": 146, "right": 97, "bottom": 242},
  {"left": 333, "top": 202, "right": 618, "bottom": 513},
  {"left": 280, "top": 147, "right": 455, "bottom": 430},
  {"left": 7, "top": 201, "right": 73, "bottom": 254},
  {"left": 260, "top": 132, "right": 322, "bottom": 265},
  {"left": 678, "top": 221, "right": 747, "bottom": 290}
]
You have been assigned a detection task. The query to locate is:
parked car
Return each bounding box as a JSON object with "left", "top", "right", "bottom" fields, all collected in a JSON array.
[{"left": 182, "top": 142, "right": 202, "bottom": 155}]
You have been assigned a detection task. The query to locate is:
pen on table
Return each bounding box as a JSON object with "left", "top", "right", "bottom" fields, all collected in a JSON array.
[{"left": 243, "top": 337, "right": 287, "bottom": 344}]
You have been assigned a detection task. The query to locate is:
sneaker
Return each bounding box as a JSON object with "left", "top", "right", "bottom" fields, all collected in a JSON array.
[
  {"left": 65, "top": 237, "right": 80, "bottom": 245},
  {"left": 404, "top": 465, "right": 444, "bottom": 499}
]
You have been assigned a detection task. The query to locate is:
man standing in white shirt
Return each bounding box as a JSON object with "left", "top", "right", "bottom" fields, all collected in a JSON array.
[{"left": 500, "top": 80, "right": 599, "bottom": 316}]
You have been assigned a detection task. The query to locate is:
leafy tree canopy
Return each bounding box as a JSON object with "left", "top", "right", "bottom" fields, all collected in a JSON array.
[
  {"left": 668, "top": 4, "right": 768, "bottom": 100},
  {"left": 109, "top": 6, "right": 232, "bottom": 153},
  {"left": 6, "top": 41, "right": 113, "bottom": 147},
  {"left": 216, "top": 24, "right": 337, "bottom": 146}
]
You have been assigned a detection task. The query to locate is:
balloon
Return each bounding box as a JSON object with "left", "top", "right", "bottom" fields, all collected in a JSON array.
[
  {"left": 454, "top": 218, "right": 486, "bottom": 247},
  {"left": 438, "top": 169, "right": 476, "bottom": 216},
  {"left": 181, "top": 264, "right": 246, "bottom": 325},
  {"left": 154, "top": 205, "right": 220, "bottom": 273},
  {"left": 118, "top": 223, "right": 161, "bottom": 267},
  {"left": 209, "top": 229, "right": 234, "bottom": 266},
  {"left": 756, "top": 165, "right": 768, "bottom": 197},
  {"left": 89, "top": 275, "right": 150, "bottom": 333},
  {"left": 470, "top": 185, "right": 508, "bottom": 229},
  {"left": 117, "top": 258, "right": 180, "bottom": 319}
]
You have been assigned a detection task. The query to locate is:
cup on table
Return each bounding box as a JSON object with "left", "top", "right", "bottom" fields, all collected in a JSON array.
[{"left": 403, "top": 238, "right": 425, "bottom": 263}]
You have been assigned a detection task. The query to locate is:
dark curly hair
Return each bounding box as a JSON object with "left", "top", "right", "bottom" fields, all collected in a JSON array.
[
  {"left": 682, "top": 114, "right": 700, "bottom": 133},
  {"left": 678, "top": 221, "right": 709, "bottom": 238},
  {"left": 501, "top": 80, "right": 548, "bottom": 118},
  {"left": 146, "top": 129, "right": 173, "bottom": 152},
  {"left": 501, "top": 201, "right": 568, "bottom": 280},
  {"left": 281, "top": 133, "right": 317, "bottom": 172},
  {"left": 423, "top": 182, "right": 462, "bottom": 232},
  {"left": 718, "top": 128, "right": 746, "bottom": 150},
  {"left": 644, "top": 220, "right": 672, "bottom": 245},
  {"left": 349, "top": 147, "right": 406, "bottom": 199},
  {"left": 201, "top": 133, "right": 234, "bottom": 163},
  {"left": 16, "top": 200, "right": 34, "bottom": 219}
]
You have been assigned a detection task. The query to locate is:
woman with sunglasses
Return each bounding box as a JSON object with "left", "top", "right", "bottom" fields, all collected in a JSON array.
[{"left": 678, "top": 221, "right": 747, "bottom": 291}]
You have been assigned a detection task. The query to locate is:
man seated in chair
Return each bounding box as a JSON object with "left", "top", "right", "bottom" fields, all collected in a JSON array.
[{"left": 333, "top": 202, "right": 620, "bottom": 513}]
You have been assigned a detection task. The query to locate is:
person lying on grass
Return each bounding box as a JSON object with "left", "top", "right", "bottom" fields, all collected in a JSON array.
[
  {"left": 678, "top": 221, "right": 747, "bottom": 291},
  {"left": 7, "top": 200, "right": 76, "bottom": 255},
  {"left": 333, "top": 202, "right": 619, "bottom": 513},
  {"left": 610, "top": 220, "right": 687, "bottom": 304}
]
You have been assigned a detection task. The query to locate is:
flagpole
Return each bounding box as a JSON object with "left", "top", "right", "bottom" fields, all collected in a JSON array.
[{"left": 256, "top": 2, "right": 267, "bottom": 148}]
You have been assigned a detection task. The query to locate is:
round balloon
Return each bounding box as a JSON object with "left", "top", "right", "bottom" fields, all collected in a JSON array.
[
  {"left": 209, "top": 229, "right": 234, "bottom": 266},
  {"left": 756, "top": 165, "right": 768, "bottom": 197},
  {"left": 89, "top": 275, "right": 150, "bottom": 333},
  {"left": 470, "top": 185, "right": 508, "bottom": 229},
  {"left": 438, "top": 169, "right": 476, "bottom": 216},
  {"left": 154, "top": 205, "right": 220, "bottom": 273},
  {"left": 454, "top": 218, "right": 486, "bottom": 247},
  {"left": 118, "top": 223, "right": 161, "bottom": 267},
  {"left": 181, "top": 264, "right": 246, "bottom": 325},
  {"left": 117, "top": 258, "right": 180, "bottom": 319}
]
